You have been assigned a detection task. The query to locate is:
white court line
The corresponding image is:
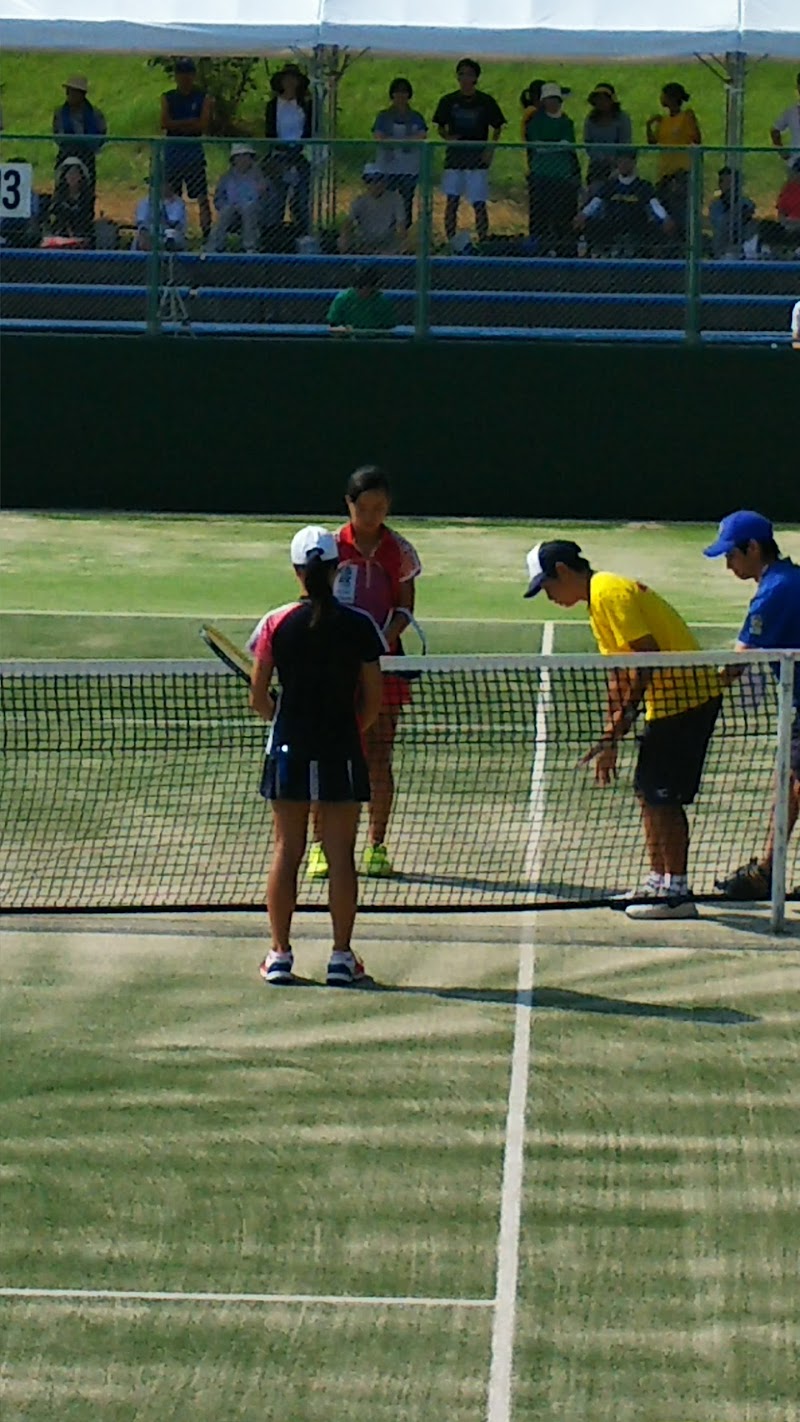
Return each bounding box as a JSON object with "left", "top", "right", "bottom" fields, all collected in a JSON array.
[
  {"left": 485, "top": 620, "right": 553, "bottom": 1422},
  {"left": 0, "top": 1287, "right": 492, "bottom": 1309},
  {"left": 1, "top": 609, "right": 738, "bottom": 629}
]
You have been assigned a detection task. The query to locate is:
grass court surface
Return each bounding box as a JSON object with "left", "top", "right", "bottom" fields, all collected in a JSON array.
[{"left": 1, "top": 512, "right": 799, "bottom": 1418}]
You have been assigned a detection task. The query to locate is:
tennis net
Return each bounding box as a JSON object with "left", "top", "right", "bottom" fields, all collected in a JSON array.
[{"left": 1, "top": 653, "right": 797, "bottom": 918}]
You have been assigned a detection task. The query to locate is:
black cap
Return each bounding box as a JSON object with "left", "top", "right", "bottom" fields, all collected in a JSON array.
[{"left": 523, "top": 540, "right": 585, "bottom": 598}]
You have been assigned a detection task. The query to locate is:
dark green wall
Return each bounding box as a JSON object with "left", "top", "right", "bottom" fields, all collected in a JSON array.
[{"left": 2, "top": 335, "right": 798, "bottom": 520}]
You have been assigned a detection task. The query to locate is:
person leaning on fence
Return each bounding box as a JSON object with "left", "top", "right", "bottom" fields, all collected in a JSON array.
[
  {"left": 770, "top": 72, "right": 800, "bottom": 165},
  {"left": 133, "top": 178, "right": 188, "bottom": 252},
  {"left": 646, "top": 83, "right": 702, "bottom": 235},
  {"left": 207, "top": 144, "right": 266, "bottom": 255},
  {"left": 574, "top": 148, "right": 674, "bottom": 257},
  {"left": 160, "top": 59, "right": 213, "bottom": 244},
  {"left": 583, "top": 82, "right": 633, "bottom": 195},
  {"left": 327, "top": 265, "right": 397, "bottom": 337},
  {"left": 523, "top": 539, "right": 722, "bottom": 920},
  {"left": 263, "top": 64, "right": 313, "bottom": 236},
  {"left": 703, "top": 511, "right": 800, "bottom": 901},
  {"left": 338, "top": 164, "right": 407, "bottom": 254},
  {"left": 372, "top": 78, "right": 428, "bottom": 230},
  {"left": 523, "top": 82, "right": 581, "bottom": 256},
  {"left": 49, "top": 157, "right": 95, "bottom": 245},
  {"left": 432, "top": 59, "right": 507, "bottom": 246},
  {"left": 708, "top": 166, "right": 756, "bottom": 259},
  {"left": 52, "top": 74, "right": 106, "bottom": 211}
]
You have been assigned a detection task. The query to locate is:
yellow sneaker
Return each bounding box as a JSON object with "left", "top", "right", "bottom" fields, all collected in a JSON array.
[
  {"left": 306, "top": 843, "right": 329, "bottom": 880},
  {"left": 362, "top": 843, "right": 393, "bottom": 877}
]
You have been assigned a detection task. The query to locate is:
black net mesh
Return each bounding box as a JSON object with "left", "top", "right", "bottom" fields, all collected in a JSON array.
[{"left": 1, "top": 658, "right": 796, "bottom": 912}]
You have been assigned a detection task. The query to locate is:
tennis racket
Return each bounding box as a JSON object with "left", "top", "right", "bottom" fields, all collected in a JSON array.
[
  {"left": 199, "top": 624, "right": 253, "bottom": 685},
  {"left": 391, "top": 613, "right": 427, "bottom": 681}
]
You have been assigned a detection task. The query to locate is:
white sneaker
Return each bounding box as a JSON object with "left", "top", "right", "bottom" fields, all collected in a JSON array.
[
  {"left": 625, "top": 898, "right": 699, "bottom": 921},
  {"left": 610, "top": 877, "right": 664, "bottom": 907}
]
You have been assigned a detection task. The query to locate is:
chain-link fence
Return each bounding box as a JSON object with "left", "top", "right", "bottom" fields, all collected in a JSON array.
[{"left": 1, "top": 135, "right": 798, "bottom": 342}]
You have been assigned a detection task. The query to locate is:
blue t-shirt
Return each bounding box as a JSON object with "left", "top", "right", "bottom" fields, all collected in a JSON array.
[{"left": 739, "top": 558, "right": 800, "bottom": 704}]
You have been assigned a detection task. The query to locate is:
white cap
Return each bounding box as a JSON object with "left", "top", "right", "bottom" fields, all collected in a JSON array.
[
  {"left": 540, "top": 82, "right": 565, "bottom": 101},
  {"left": 362, "top": 162, "right": 384, "bottom": 179},
  {"left": 290, "top": 525, "right": 339, "bottom": 568},
  {"left": 230, "top": 142, "right": 256, "bottom": 157}
]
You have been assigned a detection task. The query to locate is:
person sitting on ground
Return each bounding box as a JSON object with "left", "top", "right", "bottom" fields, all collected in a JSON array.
[
  {"left": 574, "top": 148, "right": 674, "bottom": 255},
  {"left": 263, "top": 64, "right": 313, "bottom": 235},
  {"left": 433, "top": 58, "right": 507, "bottom": 246},
  {"left": 583, "top": 82, "right": 633, "bottom": 195},
  {"left": 646, "top": 82, "right": 702, "bottom": 233},
  {"left": 52, "top": 73, "right": 106, "bottom": 211},
  {"left": 372, "top": 78, "right": 428, "bottom": 230},
  {"left": 132, "top": 179, "right": 188, "bottom": 252},
  {"left": 327, "top": 265, "right": 398, "bottom": 336},
  {"left": 758, "top": 161, "right": 800, "bottom": 257},
  {"left": 523, "top": 82, "right": 581, "bottom": 254},
  {"left": 708, "top": 165, "right": 756, "bottom": 258},
  {"left": 49, "top": 156, "right": 95, "bottom": 244},
  {"left": 770, "top": 71, "right": 800, "bottom": 168},
  {"left": 160, "top": 59, "right": 213, "bottom": 244},
  {"left": 207, "top": 144, "right": 266, "bottom": 254},
  {"left": 338, "top": 165, "right": 407, "bottom": 254}
]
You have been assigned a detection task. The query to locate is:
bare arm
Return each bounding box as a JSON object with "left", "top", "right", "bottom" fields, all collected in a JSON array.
[
  {"left": 358, "top": 661, "right": 384, "bottom": 732},
  {"left": 384, "top": 579, "right": 415, "bottom": 647},
  {"left": 250, "top": 655, "right": 275, "bottom": 721},
  {"left": 579, "top": 633, "right": 659, "bottom": 785}
]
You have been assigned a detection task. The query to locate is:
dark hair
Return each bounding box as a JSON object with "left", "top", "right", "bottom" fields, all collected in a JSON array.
[
  {"left": 389, "top": 76, "right": 413, "bottom": 100},
  {"left": 520, "top": 78, "right": 544, "bottom": 108},
  {"left": 662, "top": 82, "right": 690, "bottom": 105},
  {"left": 588, "top": 83, "right": 621, "bottom": 119},
  {"left": 736, "top": 537, "right": 782, "bottom": 560},
  {"left": 456, "top": 57, "right": 481, "bottom": 79},
  {"left": 302, "top": 550, "right": 337, "bottom": 628},
  {"left": 346, "top": 464, "right": 392, "bottom": 503},
  {"left": 353, "top": 264, "right": 380, "bottom": 292}
]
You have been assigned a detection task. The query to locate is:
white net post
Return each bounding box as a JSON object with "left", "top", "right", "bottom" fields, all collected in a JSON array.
[{"left": 769, "top": 654, "right": 796, "bottom": 934}]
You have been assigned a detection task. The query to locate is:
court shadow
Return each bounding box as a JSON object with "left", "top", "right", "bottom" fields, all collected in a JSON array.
[
  {"left": 698, "top": 910, "right": 800, "bottom": 942},
  {"left": 368, "top": 981, "right": 758, "bottom": 1026}
]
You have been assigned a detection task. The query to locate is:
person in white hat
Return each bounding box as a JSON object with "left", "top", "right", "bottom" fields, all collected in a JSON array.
[
  {"left": 338, "top": 163, "right": 407, "bottom": 253},
  {"left": 52, "top": 74, "right": 107, "bottom": 209},
  {"left": 250, "top": 527, "right": 385, "bottom": 986},
  {"left": 522, "top": 81, "right": 581, "bottom": 252},
  {"left": 207, "top": 143, "right": 267, "bottom": 254}
]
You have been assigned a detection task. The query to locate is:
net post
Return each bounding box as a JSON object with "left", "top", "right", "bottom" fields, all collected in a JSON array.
[{"left": 769, "top": 654, "right": 795, "bottom": 934}]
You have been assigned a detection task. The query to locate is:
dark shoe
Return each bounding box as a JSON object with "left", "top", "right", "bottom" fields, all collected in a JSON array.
[{"left": 714, "top": 859, "right": 772, "bottom": 901}]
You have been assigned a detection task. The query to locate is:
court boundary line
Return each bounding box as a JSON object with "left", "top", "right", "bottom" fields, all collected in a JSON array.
[
  {"left": 1, "top": 609, "right": 739, "bottom": 629},
  {"left": 0, "top": 1287, "right": 492, "bottom": 1309},
  {"left": 485, "top": 621, "right": 552, "bottom": 1421}
]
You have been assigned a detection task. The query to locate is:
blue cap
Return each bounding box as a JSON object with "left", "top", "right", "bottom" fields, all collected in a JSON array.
[
  {"left": 703, "top": 510, "right": 773, "bottom": 558},
  {"left": 174, "top": 58, "right": 197, "bottom": 74}
]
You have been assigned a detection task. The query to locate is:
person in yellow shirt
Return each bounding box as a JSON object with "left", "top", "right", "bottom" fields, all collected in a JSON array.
[
  {"left": 524, "top": 539, "right": 721, "bottom": 920},
  {"left": 646, "top": 82, "right": 702, "bottom": 233}
]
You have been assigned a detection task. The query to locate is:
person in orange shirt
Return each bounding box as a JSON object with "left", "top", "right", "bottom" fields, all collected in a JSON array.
[{"left": 646, "top": 82, "right": 702, "bottom": 233}]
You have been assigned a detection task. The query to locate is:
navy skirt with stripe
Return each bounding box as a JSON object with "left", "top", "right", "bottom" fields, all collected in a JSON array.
[{"left": 261, "top": 744, "right": 371, "bottom": 803}]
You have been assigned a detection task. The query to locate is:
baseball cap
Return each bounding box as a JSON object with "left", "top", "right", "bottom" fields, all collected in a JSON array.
[
  {"left": 230, "top": 142, "right": 256, "bottom": 157},
  {"left": 523, "top": 540, "right": 584, "bottom": 598},
  {"left": 174, "top": 58, "right": 197, "bottom": 74},
  {"left": 290, "top": 526, "right": 339, "bottom": 568},
  {"left": 703, "top": 510, "right": 773, "bottom": 557},
  {"left": 362, "top": 162, "right": 384, "bottom": 180},
  {"left": 540, "top": 82, "right": 566, "bottom": 102}
]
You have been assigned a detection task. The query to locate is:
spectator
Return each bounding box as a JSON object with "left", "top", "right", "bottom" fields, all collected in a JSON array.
[
  {"left": 758, "top": 161, "right": 800, "bottom": 257},
  {"left": 264, "top": 64, "right": 313, "bottom": 236},
  {"left": 432, "top": 59, "right": 506, "bottom": 245},
  {"left": 372, "top": 78, "right": 428, "bottom": 229},
  {"left": 327, "top": 265, "right": 397, "bottom": 335},
  {"left": 791, "top": 298, "right": 800, "bottom": 348},
  {"left": 207, "top": 144, "right": 266, "bottom": 254},
  {"left": 52, "top": 74, "right": 106, "bottom": 210},
  {"left": 574, "top": 148, "right": 674, "bottom": 256},
  {"left": 132, "top": 179, "right": 188, "bottom": 252},
  {"left": 646, "top": 82, "right": 702, "bottom": 233},
  {"left": 770, "top": 72, "right": 800, "bottom": 166},
  {"left": 49, "top": 156, "right": 94, "bottom": 244},
  {"left": 519, "top": 78, "right": 546, "bottom": 116},
  {"left": 523, "top": 82, "right": 581, "bottom": 255},
  {"left": 338, "top": 164, "right": 407, "bottom": 254},
  {"left": 708, "top": 165, "right": 756, "bottom": 258},
  {"left": 160, "top": 59, "right": 213, "bottom": 244},
  {"left": 583, "top": 82, "right": 633, "bottom": 194}
]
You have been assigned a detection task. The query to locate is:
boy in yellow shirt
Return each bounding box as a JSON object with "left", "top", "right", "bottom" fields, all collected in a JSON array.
[{"left": 524, "top": 539, "right": 721, "bottom": 920}]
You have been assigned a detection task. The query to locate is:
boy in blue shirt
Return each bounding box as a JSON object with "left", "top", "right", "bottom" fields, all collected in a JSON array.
[{"left": 704, "top": 509, "right": 800, "bottom": 898}]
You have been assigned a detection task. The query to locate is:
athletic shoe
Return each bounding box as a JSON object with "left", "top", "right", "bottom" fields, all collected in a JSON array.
[
  {"left": 625, "top": 898, "right": 699, "bottom": 921},
  {"left": 306, "top": 844, "right": 329, "bottom": 880},
  {"left": 259, "top": 950, "right": 295, "bottom": 985},
  {"left": 362, "top": 843, "right": 393, "bottom": 877},
  {"left": 610, "top": 877, "right": 665, "bottom": 907},
  {"left": 326, "top": 950, "right": 371, "bottom": 988},
  {"left": 714, "top": 858, "right": 772, "bottom": 901}
]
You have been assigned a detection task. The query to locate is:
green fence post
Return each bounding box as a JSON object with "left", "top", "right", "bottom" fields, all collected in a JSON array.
[
  {"left": 414, "top": 142, "right": 433, "bottom": 342},
  {"left": 145, "top": 139, "right": 163, "bottom": 336},
  {"left": 684, "top": 146, "right": 703, "bottom": 346}
]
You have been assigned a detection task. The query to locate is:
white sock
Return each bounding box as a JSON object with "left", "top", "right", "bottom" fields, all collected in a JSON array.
[
  {"left": 664, "top": 873, "right": 689, "bottom": 898},
  {"left": 646, "top": 872, "right": 665, "bottom": 894}
]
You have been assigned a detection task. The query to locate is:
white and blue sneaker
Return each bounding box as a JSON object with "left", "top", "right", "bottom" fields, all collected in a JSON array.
[
  {"left": 259, "top": 950, "right": 295, "bottom": 985},
  {"left": 326, "top": 950, "right": 371, "bottom": 988}
]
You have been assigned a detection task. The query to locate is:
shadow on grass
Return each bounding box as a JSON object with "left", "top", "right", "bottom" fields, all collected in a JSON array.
[{"left": 366, "top": 981, "right": 758, "bottom": 1025}]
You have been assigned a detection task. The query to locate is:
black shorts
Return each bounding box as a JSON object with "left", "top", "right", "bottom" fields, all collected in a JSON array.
[
  {"left": 634, "top": 697, "right": 721, "bottom": 807},
  {"left": 165, "top": 151, "right": 208, "bottom": 199},
  {"left": 260, "top": 747, "right": 371, "bottom": 803}
]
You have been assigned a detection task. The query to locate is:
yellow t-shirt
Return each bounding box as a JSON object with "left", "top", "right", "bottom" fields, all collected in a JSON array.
[
  {"left": 588, "top": 571, "right": 719, "bottom": 720},
  {"left": 653, "top": 109, "right": 700, "bottom": 178}
]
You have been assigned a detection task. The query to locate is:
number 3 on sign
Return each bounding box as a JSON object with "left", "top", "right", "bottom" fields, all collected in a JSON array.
[{"left": 0, "top": 163, "right": 33, "bottom": 219}]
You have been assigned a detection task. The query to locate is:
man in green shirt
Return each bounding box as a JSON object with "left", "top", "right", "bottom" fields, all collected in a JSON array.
[
  {"left": 327, "top": 266, "right": 397, "bottom": 336},
  {"left": 523, "top": 81, "right": 581, "bottom": 255}
]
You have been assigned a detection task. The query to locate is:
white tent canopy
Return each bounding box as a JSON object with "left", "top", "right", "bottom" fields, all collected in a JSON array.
[{"left": 1, "top": 0, "right": 798, "bottom": 56}]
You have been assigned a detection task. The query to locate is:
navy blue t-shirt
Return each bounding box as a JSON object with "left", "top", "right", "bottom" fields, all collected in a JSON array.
[
  {"left": 255, "top": 598, "right": 385, "bottom": 758},
  {"left": 738, "top": 558, "right": 800, "bottom": 704},
  {"left": 163, "top": 88, "right": 207, "bottom": 163}
]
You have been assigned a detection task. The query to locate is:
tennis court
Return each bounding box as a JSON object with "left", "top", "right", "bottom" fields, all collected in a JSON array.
[{"left": 2, "top": 513, "right": 799, "bottom": 1420}]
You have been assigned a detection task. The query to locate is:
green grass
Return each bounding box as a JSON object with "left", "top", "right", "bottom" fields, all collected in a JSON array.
[{"left": 0, "top": 53, "right": 795, "bottom": 216}]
